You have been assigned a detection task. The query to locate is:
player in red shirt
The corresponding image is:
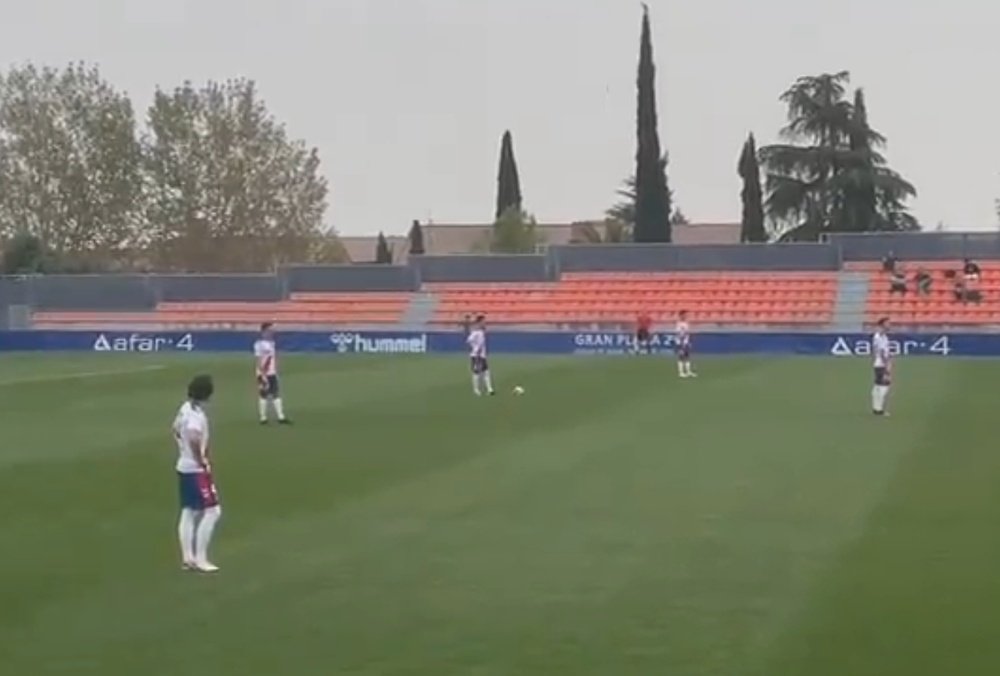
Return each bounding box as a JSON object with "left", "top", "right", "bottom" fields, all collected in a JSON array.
[{"left": 635, "top": 312, "right": 653, "bottom": 354}]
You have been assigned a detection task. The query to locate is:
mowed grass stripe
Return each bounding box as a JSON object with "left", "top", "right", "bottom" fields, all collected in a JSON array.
[
  {"left": 7, "top": 358, "right": 769, "bottom": 675},
  {"left": 0, "top": 355, "right": 633, "bottom": 672},
  {"left": 0, "top": 354, "right": 692, "bottom": 674},
  {"left": 756, "top": 359, "right": 1000, "bottom": 676}
]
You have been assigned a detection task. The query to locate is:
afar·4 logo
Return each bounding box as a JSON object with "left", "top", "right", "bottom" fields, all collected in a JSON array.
[
  {"left": 93, "top": 333, "right": 194, "bottom": 352},
  {"left": 830, "top": 335, "right": 952, "bottom": 357}
]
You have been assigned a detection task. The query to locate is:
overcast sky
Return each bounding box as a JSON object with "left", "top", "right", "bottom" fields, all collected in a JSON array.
[{"left": 1, "top": 0, "right": 997, "bottom": 235}]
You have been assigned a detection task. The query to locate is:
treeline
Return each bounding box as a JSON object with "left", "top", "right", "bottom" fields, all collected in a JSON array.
[
  {"left": 473, "top": 8, "right": 919, "bottom": 251},
  {"left": 0, "top": 63, "right": 344, "bottom": 274}
]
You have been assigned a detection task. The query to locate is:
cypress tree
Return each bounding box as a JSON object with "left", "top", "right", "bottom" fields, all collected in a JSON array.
[
  {"left": 633, "top": 5, "right": 672, "bottom": 243},
  {"left": 374, "top": 231, "right": 393, "bottom": 264},
  {"left": 408, "top": 219, "right": 425, "bottom": 255},
  {"left": 738, "top": 133, "right": 767, "bottom": 242},
  {"left": 846, "top": 89, "right": 877, "bottom": 232},
  {"left": 495, "top": 130, "right": 523, "bottom": 220}
]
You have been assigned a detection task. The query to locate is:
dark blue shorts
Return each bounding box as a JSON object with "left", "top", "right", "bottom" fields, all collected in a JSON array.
[
  {"left": 258, "top": 374, "right": 280, "bottom": 397},
  {"left": 470, "top": 356, "right": 489, "bottom": 374},
  {"left": 874, "top": 367, "right": 890, "bottom": 386},
  {"left": 178, "top": 471, "right": 219, "bottom": 510},
  {"left": 676, "top": 344, "right": 691, "bottom": 359}
]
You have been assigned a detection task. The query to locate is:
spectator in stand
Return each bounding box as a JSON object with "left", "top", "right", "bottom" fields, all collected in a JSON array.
[
  {"left": 963, "top": 258, "right": 981, "bottom": 282},
  {"left": 882, "top": 251, "right": 898, "bottom": 273},
  {"left": 915, "top": 269, "right": 933, "bottom": 296},
  {"left": 889, "top": 268, "right": 908, "bottom": 295},
  {"left": 953, "top": 278, "right": 981, "bottom": 304},
  {"left": 953, "top": 277, "right": 966, "bottom": 303}
]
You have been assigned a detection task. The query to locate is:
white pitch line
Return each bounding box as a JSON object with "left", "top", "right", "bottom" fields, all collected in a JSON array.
[{"left": 0, "top": 364, "right": 167, "bottom": 386}]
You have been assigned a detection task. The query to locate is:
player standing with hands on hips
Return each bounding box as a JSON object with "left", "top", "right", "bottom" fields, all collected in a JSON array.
[
  {"left": 872, "top": 317, "right": 892, "bottom": 416},
  {"left": 254, "top": 322, "right": 291, "bottom": 425},
  {"left": 174, "top": 374, "right": 222, "bottom": 573}
]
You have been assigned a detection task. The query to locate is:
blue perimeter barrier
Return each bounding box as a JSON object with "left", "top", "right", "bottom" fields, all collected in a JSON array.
[{"left": 0, "top": 329, "right": 993, "bottom": 357}]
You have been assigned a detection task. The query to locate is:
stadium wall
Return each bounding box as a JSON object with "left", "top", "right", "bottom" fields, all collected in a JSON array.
[
  {"left": 0, "top": 329, "right": 989, "bottom": 357},
  {"left": 828, "top": 232, "right": 1000, "bottom": 261}
]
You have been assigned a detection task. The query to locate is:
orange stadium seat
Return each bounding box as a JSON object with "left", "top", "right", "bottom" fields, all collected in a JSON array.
[
  {"left": 430, "top": 272, "right": 837, "bottom": 326},
  {"left": 32, "top": 292, "right": 414, "bottom": 328}
]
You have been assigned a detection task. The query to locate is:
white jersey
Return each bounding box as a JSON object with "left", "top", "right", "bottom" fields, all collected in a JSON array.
[
  {"left": 173, "top": 401, "right": 209, "bottom": 474},
  {"left": 254, "top": 338, "right": 277, "bottom": 376},
  {"left": 676, "top": 321, "right": 690, "bottom": 346},
  {"left": 467, "top": 328, "right": 487, "bottom": 358},
  {"left": 872, "top": 331, "right": 891, "bottom": 368}
]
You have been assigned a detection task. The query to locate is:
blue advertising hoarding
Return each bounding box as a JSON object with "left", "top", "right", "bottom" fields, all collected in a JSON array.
[{"left": 0, "top": 329, "right": 993, "bottom": 356}]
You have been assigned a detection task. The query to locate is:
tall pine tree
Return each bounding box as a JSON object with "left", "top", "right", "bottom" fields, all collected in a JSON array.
[
  {"left": 408, "top": 219, "right": 425, "bottom": 255},
  {"left": 495, "top": 130, "right": 522, "bottom": 220},
  {"left": 633, "top": 5, "right": 672, "bottom": 243},
  {"left": 738, "top": 133, "right": 766, "bottom": 242}
]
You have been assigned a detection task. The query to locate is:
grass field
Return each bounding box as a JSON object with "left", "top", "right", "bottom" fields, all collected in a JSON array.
[{"left": 1, "top": 352, "right": 999, "bottom": 675}]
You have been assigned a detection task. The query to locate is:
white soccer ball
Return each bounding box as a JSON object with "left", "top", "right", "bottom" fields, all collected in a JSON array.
[{"left": 512, "top": 385, "right": 525, "bottom": 395}]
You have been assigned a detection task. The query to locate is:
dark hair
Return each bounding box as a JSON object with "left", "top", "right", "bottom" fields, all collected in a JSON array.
[
  {"left": 475, "top": 314, "right": 486, "bottom": 322},
  {"left": 187, "top": 374, "right": 214, "bottom": 402},
  {"left": 877, "top": 316, "right": 889, "bottom": 327},
  {"left": 261, "top": 322, "right": 273, "bottom": 332}
]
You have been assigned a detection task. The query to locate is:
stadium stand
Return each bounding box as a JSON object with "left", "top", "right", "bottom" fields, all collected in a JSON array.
[
  {"left": 32, "top": 292, "right": 412, "bottom": 327},
  {"left": 32, "top": 273, "right": 837, "bottom": 328},
  {"left": 20, "top": 235, "right": 1000, "bottom": 331},
  {"left": 856, "top": 260, "right": 1000, "bottom": 325},
  {"left": 429, "top": 272, "right": 835, "bottom": 325}
]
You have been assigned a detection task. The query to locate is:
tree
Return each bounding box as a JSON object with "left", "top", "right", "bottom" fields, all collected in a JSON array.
[
  {"left": 633, "top": 5, "right": 672, "bottom": 243},
  {"left": 487, "top": 207, "right": 541, "bottom": 253},
  {"left": 408, "top": 219, "right": 425, "bottom": 255},
  {"left": 573, "top": 220, "right": 632, "bottom": 244},
  {"left": 143, "top": 78, "right": 330, "bottom": 271},
  {"left": 0, "top": 62, "right": 144, "bottom": 264},
  {"left": 374, "top": 231, "right": 393, "bottom": 264},
  {"left": 605, "top": 152, "right": 682, "bottom": 237},
  {"left": 1, "top": 233, "right": 52, "bottom": 274},
  {"left": 495, "top": 130, "right": 522, "bottom": 219},
  {"left": 738, "top": 133, "right": 767, "bottom": 242},
  {"left": 759, "top": 72, "right": 917, "bottom": 241},
  {"left": 306, "top": 230, "right": 349, "bottom": 263}
]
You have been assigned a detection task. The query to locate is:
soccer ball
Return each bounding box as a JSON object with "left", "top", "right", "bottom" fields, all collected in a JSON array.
[{"left": 512, "top": 385, "right": 525, "bottom": 395}]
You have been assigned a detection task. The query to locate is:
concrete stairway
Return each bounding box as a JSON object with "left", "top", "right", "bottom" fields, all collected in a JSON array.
[
  {"left": 830, "top": 271, "right": 869, "bottom": 331},
  {"left": 399, "top": 292, "right": 439, "bottom": 329}
]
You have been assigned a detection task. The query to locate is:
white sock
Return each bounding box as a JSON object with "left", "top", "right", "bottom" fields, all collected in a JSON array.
[
  {"left": 879, "top": 385, "right": 890, "bottom": 412},
  {"left": 483, "top": 370, "right": 494, "bottom": 393},
  {"left": 194, "top": 505, "right": 222, "bottom": 564},
  {"left": 258, "top": 398, "right": 268, "bottom": 421},
  {"left": 871, "top": 386, "right": 882, "bottom": 412},
  {"left": 273, "top": 398, "right": 286, "bottom": 420},
  {"left": 178, "top": 508, "right": 197, "bottom": 563},
  {"left": 472, "top": 373, "right": 481, "bottom": 395},
  {"left": 677, "top": 361, "right": 685, "bottom": 377}
]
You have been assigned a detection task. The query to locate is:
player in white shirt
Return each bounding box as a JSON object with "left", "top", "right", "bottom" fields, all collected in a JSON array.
[
  {"left": 871, "top": 317, "right": 892, "bottom": 416},
  {"left": 173, "top": 374, "right": 222, "bottom": 573},
  {"left": 675, "top": 310, "right": 696, "bottom": 378},
  {"left": 254, "top": 322, "right": 291, "bottom": 425},
  {"left": 467, "top": 314, "right": 495, "bottom": 396}
]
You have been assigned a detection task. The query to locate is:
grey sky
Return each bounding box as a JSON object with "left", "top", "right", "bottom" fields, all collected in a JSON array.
[{"left": 1, "top": 0, "right": 997, "bottom": 235}]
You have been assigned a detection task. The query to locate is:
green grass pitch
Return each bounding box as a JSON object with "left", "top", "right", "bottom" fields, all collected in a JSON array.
[{"left": 1, "top": 352, "right": 999, "bottom": 675}]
